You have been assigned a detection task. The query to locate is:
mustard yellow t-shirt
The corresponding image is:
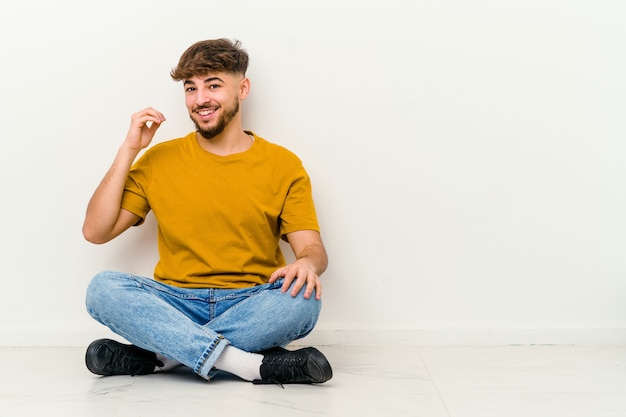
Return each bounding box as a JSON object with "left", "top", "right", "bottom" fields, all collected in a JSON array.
[{"left": 120, "top": 131, "right": 320, "bottom": 288}]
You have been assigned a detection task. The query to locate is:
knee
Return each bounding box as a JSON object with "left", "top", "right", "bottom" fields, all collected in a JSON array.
[
  {"left": 280, "top": 291, "right": 322, "bottom": 333},
  {"left": 85, "top": 270, "right": 126, "bottom": 316},
  {"left": 283, "top": 281, "right": 323, "bottom": 317},
  {"left": 293, "top": 292, "right": 322, "bottom": 317}
]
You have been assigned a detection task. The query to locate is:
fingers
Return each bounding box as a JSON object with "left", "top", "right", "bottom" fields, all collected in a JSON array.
[
  {"left": 131, "top": 107, "right": 166, "bottom": 127},
  {"left": 300, "top": 274, "right": 322, "bottom": 300},
  {"left": 269, "top": 264, "right": 322, "bottom": 300},
  {"left": 292, "top": 272, "right": 322, "bottom": 300},
  {"left": 133, "top": 107, "right": 165, "bottom": 121},
  {"left": 124, "top": 108, "right": 166, "bottom": 151}
]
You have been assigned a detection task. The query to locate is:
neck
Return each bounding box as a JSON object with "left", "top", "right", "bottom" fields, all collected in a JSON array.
[{"left": 196, "top": 123, "right": 253, "bottom": 156}]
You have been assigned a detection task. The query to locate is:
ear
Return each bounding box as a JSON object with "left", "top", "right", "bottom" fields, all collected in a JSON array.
[{"left": 239, "top": 77, "right": 250, "bottom": 100}]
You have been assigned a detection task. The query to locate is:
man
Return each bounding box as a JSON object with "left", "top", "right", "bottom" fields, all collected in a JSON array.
[{"left": 82, "top": 39, "right": 332, "bottom": 385}]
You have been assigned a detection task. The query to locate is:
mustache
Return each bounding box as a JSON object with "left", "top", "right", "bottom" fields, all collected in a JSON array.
[{"left": 192, "top": 104, "right": 218, "bottom": 113}]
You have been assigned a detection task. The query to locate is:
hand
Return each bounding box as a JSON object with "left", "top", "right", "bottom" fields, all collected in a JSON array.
[
  {"left": 269, "top": 259, "right": 322, "bottom": 300},
  {"left": 123, "top": 107, "right": 166, "bottom": 152}
]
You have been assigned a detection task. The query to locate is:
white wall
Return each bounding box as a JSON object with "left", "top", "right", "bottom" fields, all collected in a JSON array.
[{"left": 1, "top": 0, "right": 625, "bottom": 346}]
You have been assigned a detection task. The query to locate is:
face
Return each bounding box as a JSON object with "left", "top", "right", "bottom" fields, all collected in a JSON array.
[{"left": 183, "top": 72, "right": 247, "bottom": 140}]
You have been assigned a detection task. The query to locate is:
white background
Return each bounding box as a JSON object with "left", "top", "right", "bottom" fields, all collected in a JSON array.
[{"left": 1, "top": 0, "right": 625, "bottom": 346}]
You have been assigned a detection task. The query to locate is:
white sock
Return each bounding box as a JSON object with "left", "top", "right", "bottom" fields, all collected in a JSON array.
[
  {"left": 213, "top": 345, "right": 263, "bottom": 381},
  {"left": 154, "top": 354, "right": 182, "bottom": 372}
]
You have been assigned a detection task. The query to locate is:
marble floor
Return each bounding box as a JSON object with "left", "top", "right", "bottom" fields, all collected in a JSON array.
[{"left": 1, "top": 344, "right": 626, "bottom": 416}]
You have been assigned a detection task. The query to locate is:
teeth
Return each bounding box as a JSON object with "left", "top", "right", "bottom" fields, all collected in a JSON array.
[{"left": 197, "top": 109, "right": 215, "bottom": 116}]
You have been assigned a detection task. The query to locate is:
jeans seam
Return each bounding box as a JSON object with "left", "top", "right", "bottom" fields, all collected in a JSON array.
[
  {"left": 195, "top": 334, "right": 227, "bottom": 379},
  {"left": 130, "top": 274, "right": 208, "bottom": 301}
]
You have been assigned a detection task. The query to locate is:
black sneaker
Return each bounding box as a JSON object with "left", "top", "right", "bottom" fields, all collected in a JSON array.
[
  {"left": 85, "top": 338, "right": 163, "bottom": 376},
  {"left": 253, "top": 347, "right": 333, "bottom": 385}
]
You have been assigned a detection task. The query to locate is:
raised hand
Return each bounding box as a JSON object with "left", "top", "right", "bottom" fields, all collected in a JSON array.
[{"left": 123, "top": 107, "right": 166, "bottom": 152}]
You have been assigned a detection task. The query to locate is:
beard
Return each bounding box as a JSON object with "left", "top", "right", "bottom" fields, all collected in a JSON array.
[{"left": 191, "top": 99, "right": 240, "bottom": 140}]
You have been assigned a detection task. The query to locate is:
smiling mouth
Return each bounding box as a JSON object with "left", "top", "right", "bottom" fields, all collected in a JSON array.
[{"left": 195, "top": 107, "right": 218, "bottom": 117}]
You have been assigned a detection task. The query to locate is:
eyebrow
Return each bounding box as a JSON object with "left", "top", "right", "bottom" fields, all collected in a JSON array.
[{"left": 183, "top": 77, "right": 225, "bottom": 86}]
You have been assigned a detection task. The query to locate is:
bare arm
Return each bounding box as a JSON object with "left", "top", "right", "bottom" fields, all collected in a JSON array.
[
  {"left": 82, "top": 108, "right": 166, "bottom": 244},
  {"left": 269, "top": 230, "right": 328, "bottom": 300}
]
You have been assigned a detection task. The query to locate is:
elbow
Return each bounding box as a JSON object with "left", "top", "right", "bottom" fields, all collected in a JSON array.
[{"left": 82, "top": 224, "right": 109, "bottom": 245}]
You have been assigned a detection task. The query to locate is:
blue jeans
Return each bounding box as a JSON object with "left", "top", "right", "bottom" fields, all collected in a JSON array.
[{"left": 85, "top": 271, "right": 321, "bottom": 379}]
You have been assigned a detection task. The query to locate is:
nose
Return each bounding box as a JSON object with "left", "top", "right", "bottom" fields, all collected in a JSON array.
[{"left": 195, "top": 88, "right": 212, "bottom": 106}]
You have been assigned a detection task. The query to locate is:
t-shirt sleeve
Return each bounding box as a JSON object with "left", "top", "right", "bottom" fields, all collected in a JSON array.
[
  {"left": 279, "top": 164, "right": 320, "bottom": 238},
  {"left": 120, "top": 154, "right": 152, "bottom": 226}
]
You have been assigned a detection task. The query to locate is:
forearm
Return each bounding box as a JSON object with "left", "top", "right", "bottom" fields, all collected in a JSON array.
[
  {"left": 82, "top": 146, "right": 139, "bottom": 243},
  {"left": 294, "top": 241, "right": 328, "bottom": 277}
]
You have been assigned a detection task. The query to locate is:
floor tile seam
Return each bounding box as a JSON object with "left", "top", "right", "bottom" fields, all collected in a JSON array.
[{"left": 416, "top": 346, "right": 454, "bottom": 417}]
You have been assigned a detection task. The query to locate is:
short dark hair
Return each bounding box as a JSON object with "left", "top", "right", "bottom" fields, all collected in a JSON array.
[{"left": 170, "top": 39, "right": 249, "bottom": 81}]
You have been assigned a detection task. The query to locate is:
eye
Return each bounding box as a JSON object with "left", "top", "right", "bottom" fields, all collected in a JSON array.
[
  {"left": 209, "top": 84, "right": 220, "bottom": 89},
  {"left": 185, "top": 86, "right": 196, "bottom": 93}
]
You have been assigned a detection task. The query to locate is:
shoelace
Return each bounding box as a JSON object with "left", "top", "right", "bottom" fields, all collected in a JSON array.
[
  {"left": 103, "top": 345, "right": 163, "bottom": 376},
  {"left": 263, "top": 355, "right": 309, "bottom": 384},
  {"left": 253, "top": 378, "right": 285, "bottom": 389}
]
